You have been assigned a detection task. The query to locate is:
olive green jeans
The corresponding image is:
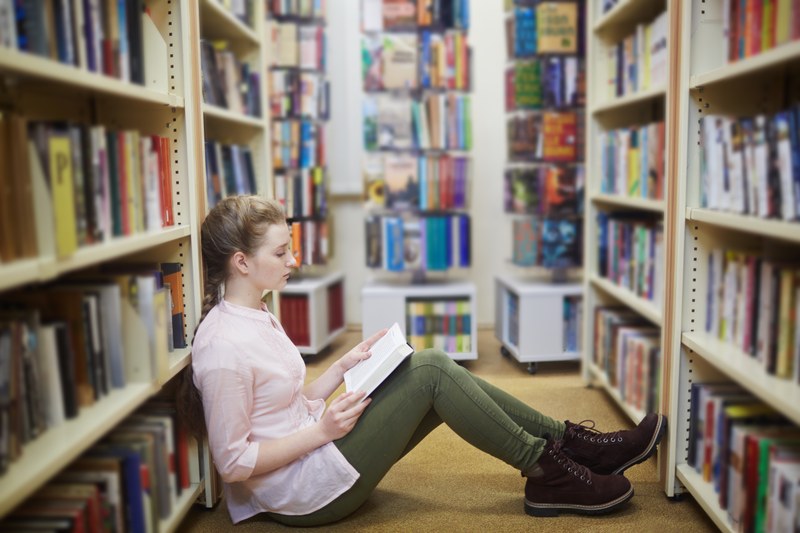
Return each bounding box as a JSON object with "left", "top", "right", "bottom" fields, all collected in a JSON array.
[{"left": 267, "top": 349, "right": 565, "bottom": 526}]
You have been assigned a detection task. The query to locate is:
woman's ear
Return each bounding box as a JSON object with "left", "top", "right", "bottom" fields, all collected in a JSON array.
[{"left": 230, "top": 251, "right": 248, "bottom": 275}]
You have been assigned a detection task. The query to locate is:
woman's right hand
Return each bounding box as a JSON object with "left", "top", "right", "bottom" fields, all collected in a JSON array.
[{"left": 319, "top": 391, "right": 371, "bottom": 441}]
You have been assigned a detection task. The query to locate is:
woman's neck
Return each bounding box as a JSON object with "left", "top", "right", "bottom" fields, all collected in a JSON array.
[{"left": 222, "top": 278, "right": 264, "bottom": 310}]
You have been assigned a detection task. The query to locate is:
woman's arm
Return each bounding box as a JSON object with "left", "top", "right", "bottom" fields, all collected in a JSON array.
[{"left": 303, "top": 329, "right": 387, "bottom": 401}]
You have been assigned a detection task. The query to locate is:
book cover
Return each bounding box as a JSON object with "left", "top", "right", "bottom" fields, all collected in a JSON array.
[
  {"left": 381, "top": 33, "right": 418, "bottom": 89},
  {"left": 344, "top": 322, "right": 413, "bottom": 398},
  {"left": 536, "top": 2, "right": 578, "bottom": 54},
  {"left": 515, "top": 60, "right": 542, "bottom": 109},
  {"left": 384, "top": 154, "right": 419, "bottom": 209},
  {"left": 542, "top": 111, "right": 577, "bottom": 162},
  {"left": 514, "top": 6, "right": 536, "bottom": 57},
  {"left": 541, "top": 217, "right": 581, "bottom": 268}
]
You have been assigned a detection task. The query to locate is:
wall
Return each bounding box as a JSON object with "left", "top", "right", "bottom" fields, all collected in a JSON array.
[{"left": 327, "top": 0, "right": 510, "bottom": 330}]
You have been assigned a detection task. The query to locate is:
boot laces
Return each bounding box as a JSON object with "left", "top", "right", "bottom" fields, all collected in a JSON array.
[
  {"left": 549, "top": 439, "right": 593, "bottom": 484},
  {"left": 567, "top": 420, "right": 624, "bottom": 444}
]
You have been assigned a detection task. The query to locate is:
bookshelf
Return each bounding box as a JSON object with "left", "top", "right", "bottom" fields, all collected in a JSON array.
[
  {"left": 362, "top": 280, "right": 478, "bottom": 361},
  {"left": 198, "top": 0, "right": 270, "bottom": 209},
  {"left": 280, "top": 271, "right": 346, "bottom": 355},
  {"left": 0, "top": 0, "right": 208, "bottom": 528},
  {"left": 583, "top": 0, "right": 671, "bottom": 425},
  {"left": 265, "top": 0, "right": 332, "bottom": 266},
  {"left": 659, "top": 1, "right": 800, "bottom": 530},
  {"left": 494, "top": 275, "right": 582, "bottom": 374},
  {"left": 498, "top": 1, "right": 586, "bottom": 371}
]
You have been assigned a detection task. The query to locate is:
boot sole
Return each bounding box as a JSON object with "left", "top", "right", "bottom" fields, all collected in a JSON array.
[
  {"left": 524, "top": 485, "right": 634, "bottom": 517},
  {"left": 612, "top": 414, "right": 667, "bottom": 475}
]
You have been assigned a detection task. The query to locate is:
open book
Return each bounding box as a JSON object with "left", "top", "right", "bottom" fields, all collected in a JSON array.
[{"left": 344, "top": 323, "right": 414, "bottom": 398}]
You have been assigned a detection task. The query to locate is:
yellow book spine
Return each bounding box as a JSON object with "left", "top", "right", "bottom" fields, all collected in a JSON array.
[{"left": 49, "top": 134, "right": 78, "bottom": 257}]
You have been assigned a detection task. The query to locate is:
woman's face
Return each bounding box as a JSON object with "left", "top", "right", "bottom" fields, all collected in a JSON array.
[{"left": 247, "top": 223, "right": 297, "bottom": 291}]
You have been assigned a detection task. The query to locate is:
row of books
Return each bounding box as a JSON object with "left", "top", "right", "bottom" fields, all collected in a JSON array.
[
  {"left": 269, "top": 70, "right": 330, "bottom": 120},
  {"left": 602, "top": 10, "right": 669, "bottom": 100},
  {"left": 511, "top": 216, "right": 581, "bottom": 268},
  {"left": 0, "top": 264, "right": 186, "bottom": 473},
  {"left": 279, "top": 293, "right": 312, "bottom": 346},
  {"left": 271, "top": 119, "right": 326, "bottom": 170},
  {"left": 200, "top": 40, "right": 262, "bottom": 117},
  {"left": 722, "top": 0, "right": 800, "bottom": 64},
  {"left": 362, "top": 31, "right": 470, "bottom": 92},
  {"left": 593, "top": 307, "right": 661, "bottom": 414},
  {"left": 700, "top": 108, "right": 800, "bottom": 220},
  {"left": 267, "top": 0, "right": 326, "bottom": 19},
  {"left": 365, "top": 213, "right": 470, "bottom": 271},
  {"left": 598, "top": 121, "right": 666, "bottom": 201},
  {"left": 406, "top": 298, "right": 472, "bottom": 353},
  {"left": 204, "top": 140, "right": 259, "bottom": 210},
  {"left": 0, "top": 0, "right": 152, "bottom": 85},
  {"left": 0, "top": 116, "right": 175, "bottom": 264},
  {"left": 687, "top": 382, "right": 799, "bottom": 533},
  {"left": 289, "top": 218, "right": 329, "bottom": 266},
  {"left": 364, "top": 93, "right": 472, "bottom": 152},
  {"left": 506, "top": 2, "right": 581, "bottom": 58},
  {"left": 363, "top": 153, "right": 470, "bottom": 212},
  {"left": 266, "top": 20, "right": 327, "bottom": 70},
  {"left": 362, "top": 0, "right": 470, "bottom": 31},
  {"left": 505, "top": 56, "right": 585, "bottom": 111},
  {"left": 504, "top": 164, "right": 584, "bottom": 217},
  {"left": 274, "top": 166, "right": 328, "bottom": 220},
  {"left": 706, "top": 248, "right": 800, "bottom": 384},
  {"left": 562, "top": 295, "right": 583, "bottom": 352},
  {"left": 507, "top": 111, "right": 584, "bottom": 163},
  {"left": 596, "top": 213, "right": 665, "bottom": 306},
  {"left": 0, "top": 401, "right": 196, "bottom": 532}
]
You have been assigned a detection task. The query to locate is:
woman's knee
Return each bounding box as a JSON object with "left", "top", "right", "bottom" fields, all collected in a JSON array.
[{"left": 413, "top": 348, "right": 452, "bottom": 365}]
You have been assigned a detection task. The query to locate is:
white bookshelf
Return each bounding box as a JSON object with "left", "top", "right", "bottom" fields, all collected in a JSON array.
[
  {"left": 280, "top": 271, "right": 346, "bottom": 355},
  {"left": 0, "top": 0, "right": 208, "bottom": 527},
  {"left": 362, "top": 280, "right": 478, "bottom": 361},
  {"left": 583, "top": 0, "right": 672, "bottom": 423},
  {"left": 659, "top": 1, "right": 800, "bottom": 529},
  {"left": 494, "top": 275, "right": 582, "bottom": 374}
]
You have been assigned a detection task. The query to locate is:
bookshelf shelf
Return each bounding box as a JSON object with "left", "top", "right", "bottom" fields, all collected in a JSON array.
[
  {"left": 166, "top": 347, "right": 194, "bottom": 383},
  {"left": 590, "top": 84, "right": 667, "bottom": 115},
  {"left": 199, "top": 0, "right": 259, "bottom": 43},
  {"left": 161, "top": 482, "right": 205, "bottom": 533},
  {"left": 0, "top": 382, "right": 157, "bottom": 517},
  {"left": 0, "top": 49, "right": 184, "bottom": 108},
  {"left": 202, "top": 104, "right": 266, "bottom": 129},
  {"left": 589, "top": 274, "right": 662, "bottom": 326},
  {"left": 591, "top": 193, "right": 665, "bottom": 213},
  {"left": 675, "top": 465, "right": 735, "bottom": 533},
  {"left": 593, "top": 0, "right": 667, "bottom": 37},
  {"left": 686, "top": 208, "right": 800, "bottom": 244},
  {"left": 682, "top": 331, "right": 800, "bottom": 426},
  {"left": 689, "top": 40, "right": 800, "bottom": 89}
]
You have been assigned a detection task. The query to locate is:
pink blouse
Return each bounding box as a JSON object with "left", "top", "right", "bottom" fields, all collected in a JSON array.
[{"left": 191, "top": 299, "right": 359, "bottom": 522}]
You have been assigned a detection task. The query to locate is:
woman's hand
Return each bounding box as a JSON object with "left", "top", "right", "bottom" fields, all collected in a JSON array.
[
  {"left": 336, "top": 328, "right": 388, "bottom": 373},
  {"left": 319, "top": 391, "right": 371, "bottom": 441}
]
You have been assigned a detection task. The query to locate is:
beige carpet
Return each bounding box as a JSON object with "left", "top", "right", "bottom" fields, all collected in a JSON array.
[{"left": 178, "top": 328, "right": 717, "bottom": 532}]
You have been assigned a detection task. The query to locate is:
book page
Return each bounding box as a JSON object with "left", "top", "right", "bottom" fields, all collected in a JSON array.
[{"left": 344, "top": 323, "right": 413, "bottom": 396}]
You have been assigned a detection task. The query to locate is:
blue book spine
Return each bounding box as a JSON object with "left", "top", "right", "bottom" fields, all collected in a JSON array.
[
  {"left": 419, "top": 156, "right": 428, "bottom": 210},
  {"left": 444, "top": 215, "right": 453, "bottom": 267},
  {"left": 789, "top": 105, "right": 800, "bottom": 219},
  {"left": 459, "top": 214, "right": 470, "bottom": 267}
]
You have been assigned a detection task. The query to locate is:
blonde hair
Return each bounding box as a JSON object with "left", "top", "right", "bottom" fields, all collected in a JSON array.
[{"left": 178, "top": 195, "right": 286, "bottom": 437}]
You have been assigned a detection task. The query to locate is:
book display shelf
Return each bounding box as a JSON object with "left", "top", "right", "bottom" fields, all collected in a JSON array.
[
  {"left": 583, "top": 0, "right": 671, "bottom": 425},
  {"left": 362, "top": 280, "right": 478, "bottom": 361},
  {"left": 660, "top": 1, "right": 800, "bottom": 531},
  {"left": 280, "top": 271, "right": 345, "bottom": 354},
  {"left": 495, "top": 275, "right": 582, "bottom": 373},
  {"left": 199, "top": 0, "right": 269, "bottom": 210},
  {"left": 265, "top": 0, "right": 345, "bottom": 354},
  {"left": 0, "top": 0, "right": 211, "bottom": 529},
  {"left": 359, "top": 0, "right": 476, "bottom": 357},
  {"left": 498, "top": 0, "right": 586, "bottom": 371}
]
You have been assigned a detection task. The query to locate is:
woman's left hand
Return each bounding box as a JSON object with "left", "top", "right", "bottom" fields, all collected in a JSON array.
[{"left": 337, "top": 328, "right": 388, "bottom": 372}]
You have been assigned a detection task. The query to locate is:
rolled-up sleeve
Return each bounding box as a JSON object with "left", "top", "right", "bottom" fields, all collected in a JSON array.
[{"left": 194, "top": 339, "right": 260, "bottom": 483}]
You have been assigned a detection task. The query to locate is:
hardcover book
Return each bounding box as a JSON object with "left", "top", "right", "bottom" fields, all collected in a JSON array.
[{"left": 344, "top": 322, "right": 413, "bottom": 398}]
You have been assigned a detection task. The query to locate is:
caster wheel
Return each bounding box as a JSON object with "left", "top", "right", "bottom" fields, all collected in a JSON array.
[
  {"left": 500, "top": 346, "right": 511, "bottom": 358},
  {"left": 527, "top": 362, "right": 538, "bottom": 374}
]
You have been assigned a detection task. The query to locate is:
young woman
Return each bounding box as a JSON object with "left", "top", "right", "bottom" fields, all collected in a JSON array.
[{"left": 180, "top": 195, "right": 666, "bottom": 526}]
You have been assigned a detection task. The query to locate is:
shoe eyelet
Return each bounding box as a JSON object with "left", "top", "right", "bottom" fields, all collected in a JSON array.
[
  {"left": 590, "top": 438, "right": 595, "bottom": 442},
  {"left": 588, "top": 480, "right": 592, "bottom": 485},
  {"left": 603, "top": 438, "right": 608, "bottom": 443}
]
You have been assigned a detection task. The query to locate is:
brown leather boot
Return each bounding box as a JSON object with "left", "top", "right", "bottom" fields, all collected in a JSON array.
[
  {"left": 523, "top": 437, "right": 633, "bottom": 517},
  {"left": 562, "top": 413, "right": 667, "bottom": 475}
]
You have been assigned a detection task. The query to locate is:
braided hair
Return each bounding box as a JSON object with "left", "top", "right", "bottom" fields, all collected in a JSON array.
[{"left": 177, "top": 195, "right": 286, "bottom": 437}]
